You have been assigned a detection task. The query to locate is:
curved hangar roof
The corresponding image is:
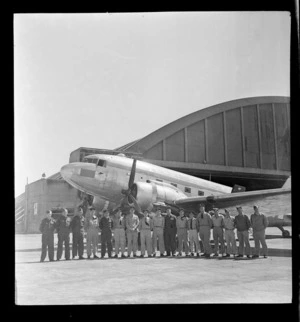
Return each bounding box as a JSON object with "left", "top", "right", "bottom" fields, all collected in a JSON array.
[{"left": 117, "top": 96, "right": 290, "bottom": 184}]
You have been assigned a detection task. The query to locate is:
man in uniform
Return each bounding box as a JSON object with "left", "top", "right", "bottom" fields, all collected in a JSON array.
[
  {"left": 70, "top": 207, "right": 85, "bottom": 259},
  {"left": 211, "top": 208, "right": 225, "bottom": 257},
  {"left": 39, "top": 210, "right": 56, "bottom": 262},
  {"left": 197, "top": 204, "right": 213, "bottom": 258},
  {"left": 112, "top": 208, "right": 126, "bottom": 258},
  {"left": 234, "top": 206, "right": 252, "bottom": 258},
  {"left": 56, "top": 208, "right": 72, "bottom": 261},
  {"left": 187, "top": 211, "right": 200, "bottom": 257},
  {"left": 85, "top": 207, "right": 100, "bottom": 259},
  {"left": 99, "top": 209, "right": 113, "bottom": 258},
  {"left": 176, "top": 208, "right": 189, "bottom": 256},
  {"left": 250, "top": 205, "right": 268, "bottom": 258},
  {"left": 163, "top": 207, "right": 177, "bottom": 257},
  {"left": 152, "top": 208, "right": 165, "bottom": 257},
  {"left": 138, "top": 209, "right": 153, "bottom": 257},
  {"left": 125, "top": 206, "right": 139, "bottom": 257},
  {"left": 223, "top": 209, "right": 237, "bottom": 258}
]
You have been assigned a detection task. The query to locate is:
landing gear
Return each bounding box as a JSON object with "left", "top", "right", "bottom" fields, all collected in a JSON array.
[
  {"left": 282, "top": 230, "right": 290, "bottom": 238},
  {"left": 277, "top": 226, "right": 290, "bottom": 238}
]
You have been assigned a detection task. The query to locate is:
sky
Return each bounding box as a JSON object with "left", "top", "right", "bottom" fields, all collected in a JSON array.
[{"left": 14, "top": 12, "right": 290, "bottom": 197}]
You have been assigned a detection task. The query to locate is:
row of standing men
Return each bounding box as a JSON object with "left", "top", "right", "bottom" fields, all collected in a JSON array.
[{"left": 39, "top": 203, "right": 268, "bottom": 262}]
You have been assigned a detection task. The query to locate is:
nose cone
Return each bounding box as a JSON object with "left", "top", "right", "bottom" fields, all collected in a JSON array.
[{"left": 60, "top": 164, "right": 75, "bottom": 181}]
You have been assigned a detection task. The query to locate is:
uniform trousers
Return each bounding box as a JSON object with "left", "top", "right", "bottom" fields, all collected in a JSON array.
[
  {"left": 237, "top": 230, "right": 251, "bottom": 256},
  {"left": 127, "top": 230, "right": 138, "bottom": 255},
  {"left": 86, "top": 229, "right": 99, "bottom": 256},
  {"left": 177, "top": 228, "right": 188, "bottom": 253},
  {"left": 72, "top": 232, "right": 84, "bottom": 258},
  {"left": 224, "top": 229, "right": 237, "bottom": 255},
  {"left": 57, "top": 233, "right": 70, "bottom": 260},
  {"left": 140, "top": 230, "right": 152, "bottom": 256},
  {"left": 114, "top": 228, "right": 126, "bottom": 254},
  {"left": 213, "top": 226, "right": 225, "bottom": 254},
  {"left": 253, "top": 229, "right": 268, "bottom": 256},
  {"left": 199, "top": 226, "right": 212, "bottom": 254},
  {"left": 40, "top": 233, "right": 54, "bottom": 261},
  {"left": 101, "top": 231, "right": 112, "bottom": 257},
  {"left": 188, "top": 229, "right": 200, "bottom": 253},
  {"left": 152, "top": 227, "right": 165, "bottom": 253},
  {"left": 164, "top": 230, "right": 177, "bottom": 254}
]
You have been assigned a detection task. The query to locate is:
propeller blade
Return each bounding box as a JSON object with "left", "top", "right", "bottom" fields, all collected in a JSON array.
[
  {"left": 128, "top": 159, "right": 137, "bottom": 189},
  {"left": 129, "top": 193, "right": 142, "bottom": 214}
]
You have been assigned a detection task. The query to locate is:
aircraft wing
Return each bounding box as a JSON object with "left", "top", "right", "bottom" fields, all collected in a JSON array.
[{"left": 173, "top": 187, "right": 291, "bottom": 210}]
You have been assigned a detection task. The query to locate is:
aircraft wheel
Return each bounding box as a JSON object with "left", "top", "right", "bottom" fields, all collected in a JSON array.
[{"left": 282, "top": 230, "right": 290, "bottom": 238}]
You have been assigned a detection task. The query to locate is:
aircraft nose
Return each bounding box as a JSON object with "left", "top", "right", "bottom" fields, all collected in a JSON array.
[{"left": 60, "top": 164, "right": 75, "bottom": 181}]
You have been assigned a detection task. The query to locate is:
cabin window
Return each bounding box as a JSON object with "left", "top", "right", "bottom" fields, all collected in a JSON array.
[
  {"left": 83, "top": 157, "right": 98, "bottom": 164},
  {"left": 185, "top": 187, "right": 191, "bottom": 193},
  {"left": 198, "top": 190, "right": 204, "bottom": 196},
  {"left": 171, "top": 183, "right": 177, "bottom": 187},
  {"left": 97, "top": 159, "right": 107, "bottom": 167}
]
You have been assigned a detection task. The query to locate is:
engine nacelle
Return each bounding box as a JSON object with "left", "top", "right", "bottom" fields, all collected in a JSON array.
[{"left": 131, "top": 181, "right": 186, "bottom": 210}]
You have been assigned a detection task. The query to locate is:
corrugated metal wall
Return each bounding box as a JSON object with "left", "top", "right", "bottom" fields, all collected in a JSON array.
[{"left": 143, "top": 102, "right": 290, "bottom": 172}]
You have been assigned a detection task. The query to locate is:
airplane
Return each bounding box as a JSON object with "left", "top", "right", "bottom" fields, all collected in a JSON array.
[{"left": 60, "top": 153, "right": 291, "bottom": 237}]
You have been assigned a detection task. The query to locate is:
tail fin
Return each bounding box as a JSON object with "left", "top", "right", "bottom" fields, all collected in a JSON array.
[{"left": 282, "top": 177, "right": 291, "bottom": 189}]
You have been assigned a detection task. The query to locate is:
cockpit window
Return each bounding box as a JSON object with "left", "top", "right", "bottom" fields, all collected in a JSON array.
[
  {"left": 83, "top": 157, "right": 98, "bottom": 164},
  {"left": 97, "top": 159, "right": 106, "bottom": 167}
]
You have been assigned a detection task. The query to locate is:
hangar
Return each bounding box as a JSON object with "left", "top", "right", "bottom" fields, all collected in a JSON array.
[
  {"left": 15, "top": 96, "right": 290, "bottom": 233},
  {"left": 116, "top": 96, "right": 290, "bottom": 190}
]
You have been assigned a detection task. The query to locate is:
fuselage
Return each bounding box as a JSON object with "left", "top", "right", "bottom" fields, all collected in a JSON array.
[{"left": 60, "top": 154, "right": 232, "bottom": 210}]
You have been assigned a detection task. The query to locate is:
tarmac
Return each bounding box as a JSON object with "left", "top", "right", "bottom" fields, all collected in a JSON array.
[{"left": 15, "top": 227, "right": 292, "bottom": 304}]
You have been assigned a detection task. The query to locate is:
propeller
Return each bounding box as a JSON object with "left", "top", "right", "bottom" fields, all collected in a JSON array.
[{"left": 113, "top": 159, "right": 142, "bottom": 215}]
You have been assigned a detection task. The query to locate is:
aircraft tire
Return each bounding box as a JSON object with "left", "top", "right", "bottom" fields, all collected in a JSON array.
[{"left": 282, "top": 230, "right": 290, "bottom": 238}]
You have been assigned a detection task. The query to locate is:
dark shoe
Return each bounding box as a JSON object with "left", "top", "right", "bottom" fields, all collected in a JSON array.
[
  {"left": 213, "top": 253, "right": 219, "bottom": 257},
  {"left": 205, "top": 254, "right": 211, "bottom": 258},
  {"left": 177, "top": 252, "right": 182, "bottom": 257},
  {"left": 94, "top": 255, "right": 99, "bottom": 259},
  {"left": 172, "top": 252, "right": 176, "bottom": 256},
  {"left": 236, "top": 254, "right": 243, "bottom": 258},
  {"left": 152, "top": 253, "right": 156, "bottom": 257},
  {"left": 87, "top": 256, "right": 91, "bottom": 259},
  {"left": 133, "top": 254, "right": 137, "bottom": 257},
  {"left": 200, "top": 253, "right": 206, "bottom": 257},
  {"left": 79, "top": 256, "right": 85, "bottom": 260},
  {"left": 252, "top": 255, "right": 259, "bottom": 258},
  {"left": 166, "top": 252, "right": 171, "bottom": 256},
  {"left": 196, "top": 253, "right": 200, "bottom": 257},
  {"left": 247, "top": 255, "right": 251, "bottom": 259},
  {"left": 113, "top": 254, "right": 118, "bottom": 258},
  {"left": 264, "top": 256, "right": 268, "bottom": 258},
  {"left": 190, "top": 252, "right": 194, "bottom": 257},
  {"left": 140, "top": 255, "right": 144, "bottom": 258},
  {"left": 121, "top": 254, "right": 126, "bottom": 258}
]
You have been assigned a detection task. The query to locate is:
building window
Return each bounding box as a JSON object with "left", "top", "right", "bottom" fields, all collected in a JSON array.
[
  {"left": 198, "top": 190, "right": 204, "bottom": 196},
  {"left": 185, "top": 187, "right": 191, "bottom": 193}
]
